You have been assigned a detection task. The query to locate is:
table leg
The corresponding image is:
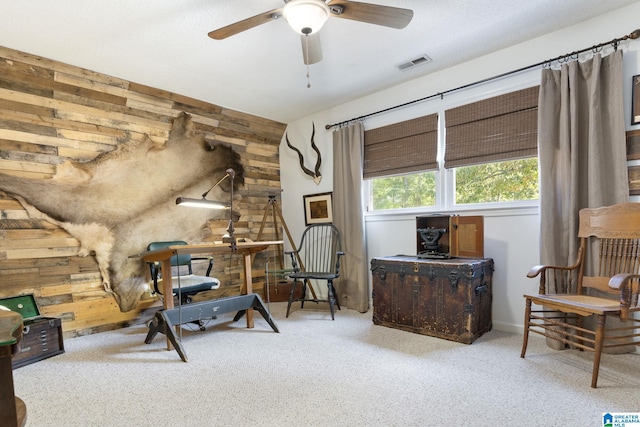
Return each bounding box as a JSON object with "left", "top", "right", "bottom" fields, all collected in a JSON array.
[
  {"left": 242, "top": 252, "right": 255, "bottom": 328},
  {"left": 0, "top": 346, "right": 23, "bottom": 427},
  {"left": 161, "top": 258, "right": 174, "bottom": 350}
]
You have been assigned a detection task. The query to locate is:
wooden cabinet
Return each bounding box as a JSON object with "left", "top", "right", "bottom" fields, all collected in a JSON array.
[
  {"left": 12, "top": 317, "right": 64, "bottom": 368},
  {"left": 371, "top": 256, "right": 493, "bottom": 344},
  {"left": 416, "top": 215, "right": 484, "bottom": 258}
]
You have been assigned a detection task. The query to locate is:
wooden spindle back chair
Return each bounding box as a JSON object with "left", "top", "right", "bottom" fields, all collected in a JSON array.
[
  {"left": 285, "top": 224, "right": 344, "bottom": 320},
  {"left": 521, "top": 203, "right": 640, "bottom": 388}
]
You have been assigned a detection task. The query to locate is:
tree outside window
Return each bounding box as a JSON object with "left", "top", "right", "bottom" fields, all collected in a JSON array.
[
  {"left": 455, "top": 157, "right": 539, "bottom": 204},
  {"left": 369, "top": 157, "right": 538, "bottom": 210},
  {"left": 370, "top": 171, "right": 436, "bottom": 210}
]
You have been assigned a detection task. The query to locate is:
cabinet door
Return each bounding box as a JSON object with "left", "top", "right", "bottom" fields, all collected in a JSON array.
[{"left": 451, "top": 216, "right": 484, "bottom": 258}]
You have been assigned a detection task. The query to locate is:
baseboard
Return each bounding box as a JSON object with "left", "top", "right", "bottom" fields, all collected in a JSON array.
[{"left": 491, "top": 321, "right": 523, "bottom": 335}]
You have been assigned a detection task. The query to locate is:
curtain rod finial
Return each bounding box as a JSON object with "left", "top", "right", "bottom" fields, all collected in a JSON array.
[{"left": 629, "top": 29, "right": 640, "bottom": 40}]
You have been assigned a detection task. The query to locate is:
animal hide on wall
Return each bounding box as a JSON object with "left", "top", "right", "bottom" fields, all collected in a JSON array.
[{"left": 0, "top": 112, "right": 244, "bottom": 312}]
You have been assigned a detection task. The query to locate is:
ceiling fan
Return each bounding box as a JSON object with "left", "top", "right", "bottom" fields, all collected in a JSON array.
[{"left": 208, "top": 0, "right": 414, "bottom": 65}]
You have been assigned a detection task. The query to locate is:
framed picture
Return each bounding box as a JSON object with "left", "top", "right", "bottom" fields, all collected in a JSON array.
[
  {"left": 633, "top": 74, "right": 640, "bottom": 125},
  {"left": 303, "top": 192, "right": 333, "bottom": 225}
]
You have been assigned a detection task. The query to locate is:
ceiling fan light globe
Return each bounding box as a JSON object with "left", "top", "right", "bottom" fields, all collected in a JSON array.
[{"left": 283, "top": 0, "right": 330, "bottom": 35}]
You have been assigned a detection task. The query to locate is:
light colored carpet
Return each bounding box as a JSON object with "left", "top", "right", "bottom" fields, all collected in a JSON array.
[{"left": 12, "top": 301, "right": 640, "bottom": 427}]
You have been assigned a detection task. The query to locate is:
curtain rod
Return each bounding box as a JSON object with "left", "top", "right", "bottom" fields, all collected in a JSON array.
[{"left": 325, "top": 28, "right": 640, "bottom": 131}]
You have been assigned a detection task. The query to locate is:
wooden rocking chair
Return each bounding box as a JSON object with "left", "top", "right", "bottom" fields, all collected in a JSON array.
[{"left": 521, "top": 203, "right": 640, "bottom": 388}]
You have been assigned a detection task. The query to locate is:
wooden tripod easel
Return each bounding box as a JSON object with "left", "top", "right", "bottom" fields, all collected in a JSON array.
[{"left": 255, "top": 195, "right": 318, "bottom": 300}]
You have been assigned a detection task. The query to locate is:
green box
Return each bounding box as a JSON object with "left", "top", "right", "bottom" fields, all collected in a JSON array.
[{"left": 0, "top": 294, "right": 40, "bottom": 320}]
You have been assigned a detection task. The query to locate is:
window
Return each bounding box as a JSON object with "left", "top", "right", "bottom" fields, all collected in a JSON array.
[
  {"left": 370, "top": 171, "right": 436, "bottom": 210},
  {"left": 364, "top": 114, "right": 438, "bottom": 210},
  {"left": 365, "top": 86, "right": 540, "bottom": 211},
  {"left": 445, "top": 86, "right": 539, "bottom": 205}
]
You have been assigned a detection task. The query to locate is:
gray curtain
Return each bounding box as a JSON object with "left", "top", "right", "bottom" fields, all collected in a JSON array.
[
  {"left": 538, "top": 50, "right": 629, "bottom": 350},
  {"left": 332, "top": 122, "right": 369, "bottom": 313},
  {"left": 539, "top": 50, "right": 628, "bottom": 267}
]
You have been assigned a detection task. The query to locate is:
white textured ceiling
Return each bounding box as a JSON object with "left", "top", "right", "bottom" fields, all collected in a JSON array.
[{"left": 0, "top": 0, "right": 638, "bottom": 123}]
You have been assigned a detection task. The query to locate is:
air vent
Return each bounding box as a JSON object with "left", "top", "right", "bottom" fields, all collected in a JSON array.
[{"left": 397, "top": 54, "right": 432, "bottom": 71}]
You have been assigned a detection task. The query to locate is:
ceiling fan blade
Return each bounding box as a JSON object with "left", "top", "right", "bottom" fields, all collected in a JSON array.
[
  {"left": 208, "top": 8, "right": 283, "bottom": 40},
  {"left": 327, "top": 1, "right": 413, "bottom": 29},
  {"left": 301, "top": 33, "right": 322, "bottom": 65}
]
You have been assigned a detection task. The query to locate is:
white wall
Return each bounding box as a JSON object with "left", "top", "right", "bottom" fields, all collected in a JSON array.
[{"left": 279, "top": 2, "right": 640, "bottom": 333}]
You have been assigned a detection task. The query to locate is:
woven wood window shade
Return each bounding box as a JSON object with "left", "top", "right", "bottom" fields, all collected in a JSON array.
[
  {"left": 364, "top": 114, "right": 438, "bottom": 179},
  {"left": 444, "top": 86, "right": 539, "bottom": 169}
]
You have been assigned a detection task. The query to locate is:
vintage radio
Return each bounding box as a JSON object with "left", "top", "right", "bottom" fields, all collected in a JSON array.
[
  {"left": 0, "top": 294, "right": 65, "bottom": 368},
  {"left": 416, "top": 215, "right": 484, "bottom": 259}
]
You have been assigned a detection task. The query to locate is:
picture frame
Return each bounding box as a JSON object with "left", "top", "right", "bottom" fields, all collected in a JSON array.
[
  {"left": 303, "top": 192, "right": 333, "bottom": 225},
  {"left": 633, "top": 74, "right": 640, "bottom": 125}
]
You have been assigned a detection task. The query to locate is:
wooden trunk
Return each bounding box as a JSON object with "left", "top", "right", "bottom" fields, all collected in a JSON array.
[{"left": 371, "top": 256, "right": 493, "bottom": 344}]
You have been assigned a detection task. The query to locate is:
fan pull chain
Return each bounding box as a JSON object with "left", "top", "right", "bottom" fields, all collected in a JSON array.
[{"left": 305, "top": 34, "right": 311, "bottom": 88}]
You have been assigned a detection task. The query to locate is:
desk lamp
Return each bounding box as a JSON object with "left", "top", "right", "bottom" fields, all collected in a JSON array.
[{"left": 176, "top": 168, "right": 236, "bottom": 250}]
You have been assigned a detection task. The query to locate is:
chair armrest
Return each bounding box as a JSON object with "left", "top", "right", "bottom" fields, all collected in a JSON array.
[
  {"left": 148, "top": 261, "right": 161, "bottom": 293},
  {"left": 191, "top": 256, "right": 214, "bottom": 276},
  {"left": 526, "top": 262, "right": 581, "bottom": 295},
  {"left": 284, "top": 250, "right": 301, "bottom": 272},
  {"left": 191, "top": 256, "right": 213, "bottom": 261},
  {"left": 334, "top": 251, "right": 345, "bottom": 276},
  {"left": 609, "top": 273, "right": 640, "bottom": 319},
  {"left": 608, "top": 273, "right": 640, "bottom": 290},
  {"left": 527, "top": 263, "right": 577, "bottom": 278},
  {"left": 526, "top": 245, "right": 583, "bottom": 294}
]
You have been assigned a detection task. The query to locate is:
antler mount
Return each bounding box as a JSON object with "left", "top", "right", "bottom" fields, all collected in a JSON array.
[{"left": 286, "top": 123, "right": 322, "bottom": 184}]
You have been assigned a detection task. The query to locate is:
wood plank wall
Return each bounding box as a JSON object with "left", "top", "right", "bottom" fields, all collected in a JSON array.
[{"left": 0, "top": 46, "right": 287, "bottom": 337}]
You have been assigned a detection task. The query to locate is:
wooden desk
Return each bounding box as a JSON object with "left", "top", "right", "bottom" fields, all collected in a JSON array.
[
  {"left": 137, "top": 241, "right": 282, "bottom": 356},
  {"left": 0, "top": 310, "right": 27, "bottom": 427},
  {"left": 140, "top": 240, "right": 282, "bottom": 324}
]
